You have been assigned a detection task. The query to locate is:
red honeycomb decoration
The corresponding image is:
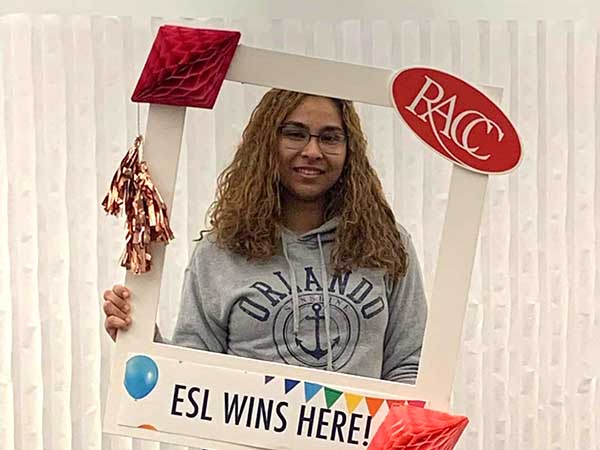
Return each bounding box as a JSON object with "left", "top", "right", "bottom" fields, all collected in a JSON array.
[
  {"left": 131, "top": 25, "right": 241, "bottom": 109},
  {"left": 368, "top": 404, "right": 468, "bottom": 450}
]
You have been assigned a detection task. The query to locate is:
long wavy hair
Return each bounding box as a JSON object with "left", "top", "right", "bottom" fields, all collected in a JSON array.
[{"left": 202, "top": 89, "right": 408, "bottom": 280}]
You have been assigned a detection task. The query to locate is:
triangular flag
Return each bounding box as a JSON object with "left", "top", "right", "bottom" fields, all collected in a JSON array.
[
  {"left": 386, "top": 399, "right": 406, "bottom": 408},
  {"left": 407, "top": 400, "right": 426, "bottom": 408},
  {"left": 304, "top": 382, "right": 323, "bottom": 402},
  {"left": 264, "top": 376, "right": 275, "bottom": 384},
  {"left": 324, "top": 387, "right": 343, "bottom": 408},
  {"left": 366, "top": 397, "right": 385, "bottom": 416},
  {"left": 344, "top": 393, "right": 364, "bottom": 413},
  {"left": 284, "top": 379, "right": 301, "bottom": 394}
]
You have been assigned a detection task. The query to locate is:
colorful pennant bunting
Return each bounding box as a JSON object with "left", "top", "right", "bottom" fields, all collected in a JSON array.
[
  {"left": 386, "top": 399, "right": 406, "bottom": 408},
  {"left": 324, "top": 387, "right": 344, "bottom": 408},
  {"left": 366, "top": 397, "right": 385, "bottom": 416},
  {"left": 407, "top": 400, "right": 426, "bottom": 408},
  {"left": 344, "top": 393, "right": 364, "bottom": 414},
  {"left": 257, "top": 374, "right": 423, "bottom": 416},
  {"left": 304, "top": 382, "right": 323, "bottom": 402},
  {"left": 284, "top": 379, "right": 301, "bottom": 394}
]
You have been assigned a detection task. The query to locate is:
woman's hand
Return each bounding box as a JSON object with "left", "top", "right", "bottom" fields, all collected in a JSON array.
[{"left": 102, "top": 284, "right": 132, "bottom": 342}]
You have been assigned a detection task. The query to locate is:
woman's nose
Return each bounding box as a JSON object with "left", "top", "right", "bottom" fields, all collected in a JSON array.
[{"left": 300, "top": 136, "right": 323, "bottom": 159}]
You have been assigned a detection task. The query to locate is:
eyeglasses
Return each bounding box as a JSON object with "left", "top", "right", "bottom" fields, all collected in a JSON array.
[{"left": 278, "top": 123, "right": 347, "bottom": 155}]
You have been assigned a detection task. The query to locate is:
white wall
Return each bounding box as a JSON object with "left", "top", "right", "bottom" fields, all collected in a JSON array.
[
  {"left": 0, "top": 0, "right": 433, "bottom": 19},
  {"left": 0, "top": 0, "right": 598, "bottom": 19},
  {"left": 436, "top": 0, "right": 598, "bottom": 19}
]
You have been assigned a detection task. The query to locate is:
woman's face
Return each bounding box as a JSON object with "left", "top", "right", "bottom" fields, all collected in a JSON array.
[{"left": 277, "top": 96, "right": 347, "bottom": 206}]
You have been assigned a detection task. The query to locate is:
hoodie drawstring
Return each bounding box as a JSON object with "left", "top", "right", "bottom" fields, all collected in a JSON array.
[
  {"left": 282, "top": 234, "right": 301, "bottom": 336},
  {"left": 281, "top": 231, "right": 334, "bottom": 372},
  {"left": 317, "top": 234, "right": 334, "bottom": 372}
]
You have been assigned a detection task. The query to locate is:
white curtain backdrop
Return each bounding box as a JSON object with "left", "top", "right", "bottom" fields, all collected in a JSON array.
[{"left": 0, "top": 14, "right": 598, "bottom": 450}]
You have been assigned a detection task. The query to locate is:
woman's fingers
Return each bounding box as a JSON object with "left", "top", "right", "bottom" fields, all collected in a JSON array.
[
  {"left": 106, "top": 326, "right": 117, "bottom": 342},
  {"left": 105, "top": 315, "right": 130, "bottom": 333},
  {"left": 113, "top": 284, "right": 130, "bottom": 299},
  {"left": 102, "top": 284, "right": 133, "bottom": 342},
  {"left": 103, "top": 300, "right": 130, "bottom": 322},
  {"left": 104, "top": 315, "right": 131, "bottom": 342},
  {"left": 103, "top": 286, "right": 130, "bottom": 313}
]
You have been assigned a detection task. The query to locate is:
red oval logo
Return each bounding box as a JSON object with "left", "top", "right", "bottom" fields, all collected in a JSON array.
[{"left": 390, "top": 67, "right": 521, "bottom": 174}]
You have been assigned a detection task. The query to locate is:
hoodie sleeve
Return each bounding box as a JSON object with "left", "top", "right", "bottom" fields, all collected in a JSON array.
[
  {"left": 169, "top": 244, "right": 228, "bottom": 353},
  {"left": 381, "top": 232, "right": 428, "bottom": 384}
]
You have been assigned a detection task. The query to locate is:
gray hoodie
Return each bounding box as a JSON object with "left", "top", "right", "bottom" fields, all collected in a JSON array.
[{"left": 168, "top": 218, "right": 427, "bottom": 384}]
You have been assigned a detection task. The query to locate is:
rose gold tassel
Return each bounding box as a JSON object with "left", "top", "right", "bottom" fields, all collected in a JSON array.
[{"left": 102, "top": 135, "right": 174, "bottom": 273}]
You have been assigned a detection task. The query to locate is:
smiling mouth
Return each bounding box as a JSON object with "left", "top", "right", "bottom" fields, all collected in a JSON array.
[{"left": 294, "top": 168, "right": 324, "bottom": 175}]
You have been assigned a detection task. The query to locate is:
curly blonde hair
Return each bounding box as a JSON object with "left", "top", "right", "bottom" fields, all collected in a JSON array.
[{"left": 202, "top": 89, "right": 408, "bottom": 280}]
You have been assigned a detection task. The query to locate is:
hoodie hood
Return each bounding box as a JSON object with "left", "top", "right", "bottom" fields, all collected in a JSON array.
[
  {"left": 281, "top": 216, "right": 340, "bottom": 246},
  {"left": 280, "top": 216, "right": 340, "bottom": 372}
]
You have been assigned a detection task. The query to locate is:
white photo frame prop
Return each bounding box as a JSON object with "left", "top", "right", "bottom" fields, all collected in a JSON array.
[{"left": 103, "top": 26, "right": 520, "bottom": 450}]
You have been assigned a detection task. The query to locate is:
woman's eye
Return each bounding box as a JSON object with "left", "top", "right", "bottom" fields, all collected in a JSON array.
[
  {"left": 283, "top": 130, "right": 307, "bottom": 140},
  {"left": 320, "top": 133, "right": 344, "bottom": 145}
]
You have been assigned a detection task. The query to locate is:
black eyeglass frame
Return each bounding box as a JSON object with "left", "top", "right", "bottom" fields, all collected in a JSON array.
[{"left": 277, "top": 123, "right": 347, "bottom": 153}]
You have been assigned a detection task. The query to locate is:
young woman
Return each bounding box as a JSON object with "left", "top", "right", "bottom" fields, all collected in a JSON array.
[{"left": 103, "top": 89, "right": 427, "bottom": 384}]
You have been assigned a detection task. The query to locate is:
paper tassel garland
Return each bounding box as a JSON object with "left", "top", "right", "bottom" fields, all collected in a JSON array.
[{"left": 102, "top": 135, "right": 174, "bottom": 273}]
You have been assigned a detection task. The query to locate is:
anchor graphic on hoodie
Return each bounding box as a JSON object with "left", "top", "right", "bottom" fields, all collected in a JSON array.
[{"left": 295, "top": 303, "right": 340, "bottom": 360}]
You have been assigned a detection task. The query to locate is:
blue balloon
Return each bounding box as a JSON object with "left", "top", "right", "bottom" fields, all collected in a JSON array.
[{"left": 124, "top": 355, "right": 159, "bottom": 400}]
